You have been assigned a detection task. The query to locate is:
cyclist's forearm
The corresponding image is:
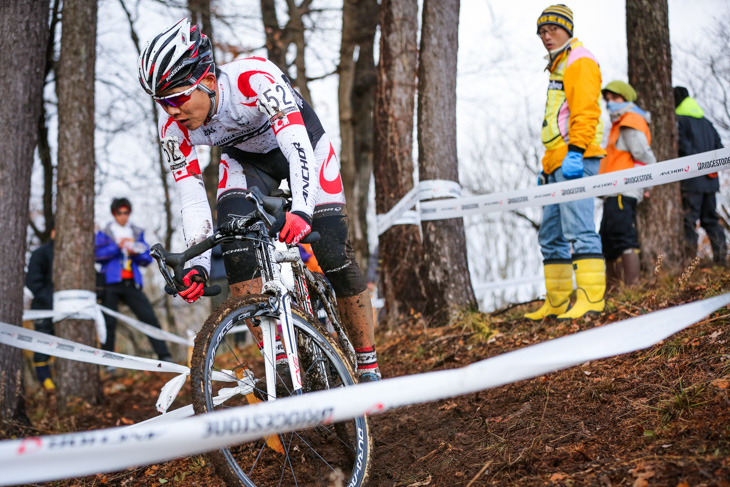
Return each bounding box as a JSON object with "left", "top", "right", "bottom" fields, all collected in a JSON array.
[{"left": 177, "top": 176, "right": 213, "bottom": 272}]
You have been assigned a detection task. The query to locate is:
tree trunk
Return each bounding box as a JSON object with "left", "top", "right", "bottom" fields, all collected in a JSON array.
[
  {"left": 418, "top": 0, "right": 476, "bottom": 323},
  {"left": 374, "top": 0, "right": 427, "bottom": 324},
  {"left": 54, "top": 0, "right": 102, "bottom": 409},
  {"left": 285, "top": 0, "right": 312, "bottom": 104},
  {"left": 339, "top": 0, "right": 378, "bottom": 272},
  {"left": 261, "top": 0, "right": 288, "bottom": 71},
  {"left": 0, "top": 0, "right": 49, "bottom": 429},
  {"left": 626, "top": 0, "right": 682, "bottom": 271}
]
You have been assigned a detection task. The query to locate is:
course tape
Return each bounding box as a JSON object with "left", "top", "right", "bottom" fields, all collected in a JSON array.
[
  {"left": 0, "top": 322, "right": 188, "bottom": 413},
  {"left": 377, "top": 147, "right": 730, "bottom": 234},
  {"left": 24, "top": 291, "right": 193, "bottom": 346},
  {"left": 1, "top": 292, "right": 728, "bottom": 485}
]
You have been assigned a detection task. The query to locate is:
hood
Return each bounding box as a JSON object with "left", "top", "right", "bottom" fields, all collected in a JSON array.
[{"left": 675, "top": 97, "right": 704, "bottom": 118}]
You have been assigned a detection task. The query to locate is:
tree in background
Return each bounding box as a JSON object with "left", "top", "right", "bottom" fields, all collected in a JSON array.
[
  {"left": 0, "top": 0, "right": 49, "bottom": 429},
  {"left": 626, "top": 0, "right": 682, "bottom": 271},
  {"left": 338, "top": 0, "right": 378, "bottom": 271},
  {"left": 417, "top": 0, "right": 476, "bottom": 321},
  {"left": 260, "top": 0, "right": 313, "bottom": 104},
  {"left": 30, "top": 0, "right": 62, "bottom": 246},
  {"left": 373, "top": 0, "right": 428, "bottom": 323},
  {"left": 54, "top": 0, "right": 103, "bottom": 409}
]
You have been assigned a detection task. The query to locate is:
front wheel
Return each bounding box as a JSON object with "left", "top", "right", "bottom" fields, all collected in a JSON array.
[{"left": 191, "top": 295, "right": 372, "bottom": 487}]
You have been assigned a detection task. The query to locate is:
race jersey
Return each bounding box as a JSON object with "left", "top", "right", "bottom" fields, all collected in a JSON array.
[{"left": 158, "top": 57, "right": 341, "bottom": 270}]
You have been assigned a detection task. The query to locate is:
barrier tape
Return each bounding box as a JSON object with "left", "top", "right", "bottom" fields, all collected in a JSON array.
[
  {"left": 0, "top": 322, "right": 188, "bottom": 413},
  {"left": 1, "top": 292, "right": 728, "bottom": 485},
  {"left": 52, "top": 290, "right": 107, "bottom": 344},
  {"left": 377, "top": 147, "right": 730, "bottom": 234},
  {"left": 24, "top": 289, "right": 195, "bottom": 347}
]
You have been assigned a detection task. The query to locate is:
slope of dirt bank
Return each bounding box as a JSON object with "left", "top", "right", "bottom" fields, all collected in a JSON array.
[{"left": 4, "top": 266, "right": 730, "bottom": 486}]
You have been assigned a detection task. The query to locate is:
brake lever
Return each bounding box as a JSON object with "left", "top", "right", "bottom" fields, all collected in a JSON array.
[
  {"left": 150, "top": 245, "right": 178, "bottom": 295},
  {"left": 245, "top": 191, "right": 275, "bottom": 228}
]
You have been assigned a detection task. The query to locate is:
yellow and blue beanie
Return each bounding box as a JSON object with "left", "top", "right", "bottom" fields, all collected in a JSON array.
[{"left": 537, "top": 4, "right": 574, "bottom": 37}]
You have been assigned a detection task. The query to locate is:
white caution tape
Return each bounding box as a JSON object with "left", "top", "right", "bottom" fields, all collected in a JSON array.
[
  {"left": 473, "top": 275, "right": 544, "bottom": 293},
  {"left": 378, "top": 148, "right": 730, "bottom": 234},
  {"left": 0, "top": 322, "right": 188, "bottom": 413},
  {"left": 1, "top": 292, "right": 727, "bottom": 485},
  {"left": 52, "top": 290, "right": 107, "bottom": 344},
  {"left": 97, "top": 304, "right": 193, "bottom": 346},
  {"left": 24, "top": 292, "right": 194, "bottom": 347},
  {"left": 377, "top": 179, "right": 462, "bottom": 235}
]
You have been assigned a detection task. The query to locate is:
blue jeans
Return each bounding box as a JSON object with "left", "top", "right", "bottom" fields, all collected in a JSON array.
[{"left": 538, "top": 157, "right": 602, "bottom": 261}]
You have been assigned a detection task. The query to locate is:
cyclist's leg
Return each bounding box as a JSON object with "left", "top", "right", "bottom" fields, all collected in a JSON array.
[
  {"left": 217, "top": 148, "right": 286, "bottom": 343},
  {"left": 309, "top": 136, "right": 380, "bottom": 379}
]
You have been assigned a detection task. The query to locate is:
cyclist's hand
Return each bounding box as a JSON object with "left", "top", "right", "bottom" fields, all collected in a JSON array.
[
  {"left": 274, "top": 212, "right": 312, "bottom": 245},
  {"left": 179, "top": 265, "right": 208, "bottom": 303}
]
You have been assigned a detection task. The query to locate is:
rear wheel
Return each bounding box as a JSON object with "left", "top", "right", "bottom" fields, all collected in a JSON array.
[{"left": 191, "top": 294, "right": 372, "bottom": 487}]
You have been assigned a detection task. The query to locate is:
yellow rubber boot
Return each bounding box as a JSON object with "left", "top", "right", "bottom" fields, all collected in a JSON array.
[
  {"left": 558, "top": 257, "right": 606, "bottom": 320},
  {"left": 524, "top": 262, "right": 573, "bottom": 321}
]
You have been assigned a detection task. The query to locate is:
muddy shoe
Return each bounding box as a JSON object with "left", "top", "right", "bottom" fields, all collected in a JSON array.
[
  {"left": 253, "top": 362, "right": 293, "bottom": 401},
  {"left": 357, "top": 371, "right": 382, "bottom": 383}
]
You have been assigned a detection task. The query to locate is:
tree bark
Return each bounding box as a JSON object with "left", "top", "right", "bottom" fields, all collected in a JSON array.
[
  {"left": 338, "top": 0, "right": 378, "bottom": 272},
  {"left": 626, "top": 0, "right": 682, "bottom": 271},
  {"left": 54, "top": 0, "right": 103, "bottom": 409},
  {"left": 0, "top": 0, "right": 49, "bottom": 429},
  {"left": 261, "top": 0, "right": 288, "bottom": 71},
  {"left": 374, "top": 0, "right": 427, "bottom": 324},
  {"left": 418, "top": 0, "right": 476, "bottom": 322}
]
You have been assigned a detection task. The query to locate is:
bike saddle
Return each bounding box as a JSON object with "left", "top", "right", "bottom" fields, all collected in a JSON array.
[{"left": 249, "top": 186, "right": 286, "bottom": 219}]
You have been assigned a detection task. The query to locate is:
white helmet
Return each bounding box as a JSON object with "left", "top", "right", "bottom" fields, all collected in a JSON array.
[{"left": 138, "top": 18, "right": 214, "bottom": 96}]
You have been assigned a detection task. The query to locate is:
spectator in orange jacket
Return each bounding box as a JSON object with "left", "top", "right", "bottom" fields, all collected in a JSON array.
[{"left": 598, "top": 80, "right": 656, "bottom": 290}]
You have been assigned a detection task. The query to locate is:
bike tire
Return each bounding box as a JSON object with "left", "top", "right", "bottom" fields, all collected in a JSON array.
[{"left": 191, "top": 294, "right": 372, "bottom": 487}]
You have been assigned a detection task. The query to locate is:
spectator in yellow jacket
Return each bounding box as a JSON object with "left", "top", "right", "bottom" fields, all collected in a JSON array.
[{"left": 526, "top": 4, "right": 607, "bottom": 322}]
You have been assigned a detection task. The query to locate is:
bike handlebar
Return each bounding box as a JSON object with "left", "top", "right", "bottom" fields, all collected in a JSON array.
[{"left": 150, "top": 187, "right": 319, "bottom": 298}]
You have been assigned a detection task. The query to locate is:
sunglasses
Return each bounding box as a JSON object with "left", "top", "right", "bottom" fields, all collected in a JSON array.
[
  {"left": 153, "top": 66, "right": 211, "bottom": 108},
  {"left": 115, "top": 210, "right": 130, "bottom": 216}
]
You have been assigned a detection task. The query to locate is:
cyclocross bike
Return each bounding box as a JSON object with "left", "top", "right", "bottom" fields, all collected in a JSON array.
[{"left": 150, "top": 187, "right": 372, "bottom": 487}]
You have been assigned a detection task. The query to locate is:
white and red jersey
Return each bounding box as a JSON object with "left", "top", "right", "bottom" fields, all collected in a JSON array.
[{"left": 158, "top": 57, "right": 345, "bottom": 270}]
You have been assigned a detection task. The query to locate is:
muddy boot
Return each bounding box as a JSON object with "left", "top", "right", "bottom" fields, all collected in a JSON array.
[
  {"left": 621, "top": 249, "right": 640, "bottom": 287},
  {"left": 338, "top": 290, "right": 381, "bottom": 380},
  {"left": 558, "top": 255, "right": 605, "bottom": 320},
  {"left": 605, "top": 258, "right": 622, "bottom": 294},
  {"left": 524, "top": 261, "right": 573, "bottom": 321}
]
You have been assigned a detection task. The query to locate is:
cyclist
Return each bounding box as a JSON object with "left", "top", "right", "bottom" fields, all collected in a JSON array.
[{"left": 137, "top": 19, "right": 380, "bottom": 381}]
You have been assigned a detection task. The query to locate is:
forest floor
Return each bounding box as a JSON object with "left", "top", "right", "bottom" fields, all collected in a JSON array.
[{"left": 4, "top": 262, "right": 730, "bottom": 486}]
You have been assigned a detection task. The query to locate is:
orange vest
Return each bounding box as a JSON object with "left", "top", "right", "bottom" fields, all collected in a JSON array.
[{"left": 599, "top": 112, "right": 651, "bottom": 174}]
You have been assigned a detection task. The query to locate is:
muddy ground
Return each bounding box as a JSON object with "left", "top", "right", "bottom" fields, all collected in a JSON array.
[{"left": 5, "top": 266, "right": 730, "bottom": 486}]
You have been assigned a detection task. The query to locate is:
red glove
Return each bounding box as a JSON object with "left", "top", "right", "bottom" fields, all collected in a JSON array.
[
  {"left": 278, "top": 212, "right": 312, "bottom": 245},
  {"left": 179, "top": 266, "right": 208, "bottom": 303}
]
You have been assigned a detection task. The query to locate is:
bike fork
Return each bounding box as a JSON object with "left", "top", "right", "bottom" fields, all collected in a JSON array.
[{"left": 262, "top": 281, "right": 303, "bottom": 399}]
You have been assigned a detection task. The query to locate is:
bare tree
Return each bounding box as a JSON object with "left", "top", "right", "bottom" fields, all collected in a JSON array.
[
  {"left": 417, "top": 0, "right": 476, "bottom": 322},
  {"left": 338, "top": 0, "right": 378, "bottom": 270},
  {"left": 54, "top": 0, "right": 103, "bottom": 409},
  {"left": 373, "top": 0, "right": 428, "bottom": 324},
  {"left": 626, "top": 0, "right": 682, "bottom": 270},
  {"left": 259, "top": 0, "right": 313, "bottom": 103},
  {"left": 29, "top": 0, "right": 61, "bottom": 245},
  {"left": 0, "top": 0, "right": 49, "bottom": 429}
]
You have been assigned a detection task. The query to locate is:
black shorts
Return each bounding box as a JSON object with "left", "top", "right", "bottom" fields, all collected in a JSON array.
[
  {"left": 599, "top": 195, "right": 640, "bottom": 261},
  {"left": 216, "top": 149, "right": 367, "bottom": 298}
]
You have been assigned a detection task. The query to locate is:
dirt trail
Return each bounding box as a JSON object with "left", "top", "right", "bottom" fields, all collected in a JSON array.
[{"left": 8, "top": 268, "right": 730, "bottom": 486}]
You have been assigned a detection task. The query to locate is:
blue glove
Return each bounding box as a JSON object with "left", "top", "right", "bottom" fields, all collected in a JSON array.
[
  {"left": 537, "top": 171, "right": 547, "bottom": 186},
  {"left": 561, "top": 151, "right": 584, "bottom": 180}
]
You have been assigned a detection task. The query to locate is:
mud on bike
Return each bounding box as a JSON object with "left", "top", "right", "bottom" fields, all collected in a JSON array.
[{"left": 150, "top": 187, "right": 372, "bottom": 487}]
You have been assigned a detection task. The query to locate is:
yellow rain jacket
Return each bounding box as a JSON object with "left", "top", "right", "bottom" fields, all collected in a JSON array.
[{"left": 541, "top": 38, "right": 606, "bottom": 174}]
